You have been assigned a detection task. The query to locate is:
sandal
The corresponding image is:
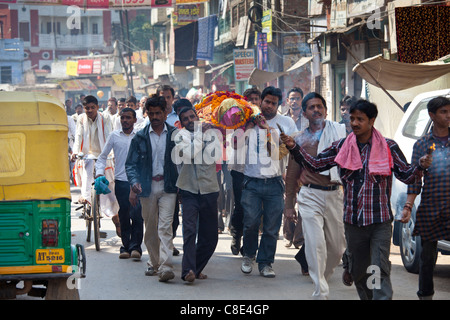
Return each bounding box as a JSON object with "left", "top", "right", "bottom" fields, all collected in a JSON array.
[
  {"left": 196, "top": 273, "right": 207, "bottom": 280},
  {"left": 112, "top": 214, "right": 121, "bottom": 238},
  {"left": 184, "top": 270, "right": 195, "bottom": 283}
]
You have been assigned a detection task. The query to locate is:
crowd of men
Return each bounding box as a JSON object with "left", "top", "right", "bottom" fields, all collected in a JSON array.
[{"left": 64, "top": 85, "right": 449, "bottom": 300}]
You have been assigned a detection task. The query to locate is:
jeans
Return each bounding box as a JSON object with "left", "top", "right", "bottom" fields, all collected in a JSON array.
[
  {"left": 229, "top": 170, "right": 245, "bottom": 241},
  {"left": 114, "top": 180, "right": 143, "bottom": 254},
  {"left": 241, "top": 176, "right": 284, "bottom": 271},
  {"left": 344, "top": 221, "right": 393, "bottom": 300}
]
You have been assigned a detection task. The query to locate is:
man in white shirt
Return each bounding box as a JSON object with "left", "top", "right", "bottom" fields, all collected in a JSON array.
[
  {"left": 95, "top": 108, "right": 143, "bottom": 260},
  {"left": 103, "top": 97, "right": 118, "bottom": 121},
  {"left": 157, "top": 84, "right": 178, "bottom": 126},
  {"left": 71, "top": 95, "right": 113, "bottom": 206},
  {"left": 229, "top": 87, "right": 262, "bottom": 256},
  {"left": 286, "top": 87, "right": 309, "bottom": 132},
  {"left": 113, "top": 98, "right": 127, "bottom": 131},
  {"left": 240, "top": 86, "right": 296, "bottom": 278}
]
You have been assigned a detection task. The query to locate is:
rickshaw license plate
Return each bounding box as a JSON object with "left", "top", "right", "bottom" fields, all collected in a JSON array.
[{"left": 36, "top": 249, "right": 65, "bottom": 264}]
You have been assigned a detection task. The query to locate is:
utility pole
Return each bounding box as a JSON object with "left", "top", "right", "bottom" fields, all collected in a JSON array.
[
  {"left": 124, "top": 10, "right": 135, "bottom": 96},
  {"left": 119, "top": 10, "right": 135, "bottom": 96}
]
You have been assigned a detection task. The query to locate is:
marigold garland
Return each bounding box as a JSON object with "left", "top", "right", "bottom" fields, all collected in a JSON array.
[{"left": 195, "top": 91, "right": 257, "bottom": 130}]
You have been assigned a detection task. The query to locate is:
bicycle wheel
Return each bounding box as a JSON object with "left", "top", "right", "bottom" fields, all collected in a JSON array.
[
  {"left": 92, "top": 187, "right": 101, "bottom": 251},
  {"left": 85, "top": 203, "right": 92, "bottom": 242}
]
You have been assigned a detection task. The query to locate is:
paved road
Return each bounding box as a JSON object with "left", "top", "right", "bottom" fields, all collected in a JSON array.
[{"left": 67, "top": 186, "right": 450, "bottom": 302}]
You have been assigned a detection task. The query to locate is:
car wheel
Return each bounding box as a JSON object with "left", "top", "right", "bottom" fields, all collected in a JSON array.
[{"left": 399, "top": 212, "right": 422, "bottom": 274}]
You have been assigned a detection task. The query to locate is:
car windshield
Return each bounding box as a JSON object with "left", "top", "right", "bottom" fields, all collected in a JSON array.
[{"left": 402, "top": 98, "right": 432, "bottom": 139}]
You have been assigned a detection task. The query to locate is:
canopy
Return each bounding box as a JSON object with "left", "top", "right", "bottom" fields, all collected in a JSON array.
[
  {"left": 353, "top": 54, "right": 450, "bottom": 91},
  {"left": 248, "top": 56, "right": 313, "bottom": 86}
]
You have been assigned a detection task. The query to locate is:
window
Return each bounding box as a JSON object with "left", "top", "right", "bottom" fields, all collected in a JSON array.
[
  {"left": 239, "top": 2, "right": 245, "bottom": 18},
  {"left": 19, "top": 22, "right": 30, "bottom": 41},
  {"left": 232, "top": 5, "right": 238, "bottom": 27},
  {"left": 54, "top": 22, "right": 61, "bottom": 35},
  {"left": 92, "top": 23, "right": 98, "bottom": 35},
  {"left": 1, "top": 66, "right": 12, "bottom": 84},
  {"left": 402, "top": 98, "right": 432, "bottom": 139}
]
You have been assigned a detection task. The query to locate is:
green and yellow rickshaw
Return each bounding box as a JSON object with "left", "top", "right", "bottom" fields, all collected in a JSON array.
[{"left": 0, "top": 92, "right": 85, "bottom": 299}]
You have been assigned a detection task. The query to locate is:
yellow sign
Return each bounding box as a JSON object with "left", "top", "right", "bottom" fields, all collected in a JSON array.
[
  {"left": 36, "top": 249, "right": 65, "bottom": 264},
  {"left": 112, "top": 74, "right": 128, "bottom": 87},
  {"left": 66, "top": 60, "right": 78, "bottom": 76},
  {"left": 262, "top": 9, "right": 272, "bottom": 43}
]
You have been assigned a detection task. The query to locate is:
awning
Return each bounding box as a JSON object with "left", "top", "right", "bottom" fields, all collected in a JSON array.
[
  {"left": 286, "top": 56, "right": 313, "bottom": 72},
  {"left": 58, "top": 79, "right": 97, "bottom": 91},
  {"left": 248, "top": 69, "right": 287, "bottom": 86},
  {"left": 205, "top": 61, "right": 234, "bottom": 74},
  {"left": 206, "top": 61, "right": 234, "bottom": 82},
  {"left": 248, "top": 56, "right": 312, "bottom": 86},
  {"left": 309, "top": 21, "right": 365, "bottom": 42},
  {"left": 353, "top": 54, "right": 450, "bottom": 91},
  {"left": 139, "top": 79, "right": 161, "bottom": 89}
]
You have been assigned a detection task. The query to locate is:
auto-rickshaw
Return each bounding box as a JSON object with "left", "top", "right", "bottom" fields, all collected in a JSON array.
[{"left": 0, "top": 92, "right": 86, "bottom": 299}]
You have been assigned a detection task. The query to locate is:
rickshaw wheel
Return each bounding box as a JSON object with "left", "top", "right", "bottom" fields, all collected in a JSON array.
[
  {"left": 92, "top": 187, "right": 101, "bottom": 251},
  {"left": 85, "top": 203, "right": 92, "bottom": 242}
]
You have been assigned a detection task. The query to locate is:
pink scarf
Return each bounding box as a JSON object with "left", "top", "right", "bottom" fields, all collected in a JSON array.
[{"left": 335, "top": 128, "right": 393, "bottom": 176}]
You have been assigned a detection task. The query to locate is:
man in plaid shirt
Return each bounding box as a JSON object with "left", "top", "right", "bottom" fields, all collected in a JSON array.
[
  {"left": 402, "top": 96, "right": 450, "bottom": 300},
  {"left": 281, "top": 99, "right": 433, "bottom": 300}
]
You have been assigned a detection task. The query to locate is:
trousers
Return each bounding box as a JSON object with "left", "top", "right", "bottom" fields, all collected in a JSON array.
[
  {"left": 140, "top": 180, "right": 177, "bottom": 272},
  {"left": 180, "top": 190, "right": 219, "bottom": 280},
  {"left": 298, "top": 186, "right": 345, "bottom": 299},
  {"left": 241, "top": 176, "right": 284, "bottom": 271},
  {"left": 114, "top": 180, "right": 143, "bottom": 254},
  {"left": 344, "top": 221, "right": 393, "bottom": 300}
]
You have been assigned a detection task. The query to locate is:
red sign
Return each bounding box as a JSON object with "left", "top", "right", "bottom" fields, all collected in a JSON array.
[
  {"left": 87, "top": 0, "right": 109, "bottom": 7},
  {"left": 77, "top": 59, "right": 93, "bottom": 74}
]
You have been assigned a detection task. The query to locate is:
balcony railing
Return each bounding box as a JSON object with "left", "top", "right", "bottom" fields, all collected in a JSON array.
[{"left": 39, "top": 34, "right": 105, "bottom": 49}]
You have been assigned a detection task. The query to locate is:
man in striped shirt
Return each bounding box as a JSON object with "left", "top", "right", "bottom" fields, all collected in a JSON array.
[
  {"left": 403, "top": 96, "right": 450, "bottom": 300},
  {"left": 281, "top": 99, "right": 432, "bottom": 300}
]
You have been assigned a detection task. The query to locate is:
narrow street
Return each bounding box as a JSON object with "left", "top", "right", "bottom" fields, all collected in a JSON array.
[{"left": 68, "top": 186, "right": 450, "bottom": 301}]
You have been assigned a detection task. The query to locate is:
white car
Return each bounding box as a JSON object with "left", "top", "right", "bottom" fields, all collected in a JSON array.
[{"left": 391, "top": 89, "right": 450, "bottom": 274}]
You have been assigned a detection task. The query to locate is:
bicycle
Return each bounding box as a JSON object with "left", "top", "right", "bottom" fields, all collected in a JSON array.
[{"left": 74, "top": 153, "right": 107, "bottom": 251}]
